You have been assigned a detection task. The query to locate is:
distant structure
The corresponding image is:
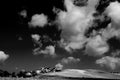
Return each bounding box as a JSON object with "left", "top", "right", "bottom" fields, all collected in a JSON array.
[{"left": 0, "top": 66, "right": 63, "bottom": 78}]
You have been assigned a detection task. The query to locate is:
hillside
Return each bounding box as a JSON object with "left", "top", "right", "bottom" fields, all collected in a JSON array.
[{"left": 43, "top": 69, "right": 120, "bottom": 79}]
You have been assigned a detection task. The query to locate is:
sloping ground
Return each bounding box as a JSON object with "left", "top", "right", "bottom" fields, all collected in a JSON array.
[
  {"left": 0, "top": 77, "right": 71, "bottom": 80},
  {"left": 0, "top": 77, "right": 112, "bottom": 80},
  {"left": 0, "top": 69, "right": 120, "bottom": 80},
  {"left": 43, "top": 69, "right": 120, "bottom": 79},
  {"left": 85, "top": 69, "right": 120, "bottom": 79},
  {"left": 0, "top": 76, "right": 119, "bottom": 80}
]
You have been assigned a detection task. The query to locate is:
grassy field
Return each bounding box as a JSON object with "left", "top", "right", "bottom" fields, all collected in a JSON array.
[
  {"left": 0, "top": 77, "right": 77, "bottom": 80},
  {"left": 0, "top": 76, "right": 117, "bottom": 80}
]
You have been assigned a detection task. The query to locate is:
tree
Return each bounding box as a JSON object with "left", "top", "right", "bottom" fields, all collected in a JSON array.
[{"left": 11, "top": 72, "right": 16, "bottom": 77}]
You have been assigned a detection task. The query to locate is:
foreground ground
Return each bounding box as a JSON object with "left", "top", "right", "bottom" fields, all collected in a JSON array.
[
  {"left": 0, "top": 77, "right": 117, "bottom": 80},
  {"left": 0, "top": 69, "right": 119, "bottom": 80},
  {"left": 0, "top": 77, "right": 78, "bottom": 80}
]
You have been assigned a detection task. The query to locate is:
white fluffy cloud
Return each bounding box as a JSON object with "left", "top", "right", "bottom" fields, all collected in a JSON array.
[
  {"left": 31, "top": 34, "right": 41, "bottom": 41},
  {"left": 61, "top": 56, "right": 80, "bottom": 64},
  {"left": 29, "top": 14, "right": 48, "bottom": 27},
  {"left": 19, "top": 10, "right": 27, "bottom": 18},
  {"left": 33, "top": 45, "right": 56, "bottom": 57},
  {"left": 101, "top": 23, "right": 120, "bottom": 39},
  {"left": 56, "top": 0, "right": 120, "bottom": 58},
  {"left": 29, "top": 0, "right": 120, "bottom": 61},
  {"left": 57, "top": 0, "right": 100, "bottom": 52},
  {"left": 55, "top": 57, "right": 80, "bottom": 70},
  {"left": 55, "top": 63, "right": 63, "bottom": 70},
  {"left": 96, "top": 56, "right": 120, "bottom": 70},
  {"left": 0, "top": 51, "right": 9, "bottom": 62},
  {"left": 85, "top": 35, "right": 109, "bottom": 57},
  {"left": 106, "top": 1, "right": 120, "bottom": 24}
]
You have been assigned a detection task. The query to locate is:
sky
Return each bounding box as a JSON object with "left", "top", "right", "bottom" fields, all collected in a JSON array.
[{"left": 0, "top": 0, "right": 120, "bottom": 73}]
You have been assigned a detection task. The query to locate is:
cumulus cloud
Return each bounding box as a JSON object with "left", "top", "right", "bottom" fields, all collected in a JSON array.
[
  {"left": 96, "top": 56, "right": 120, "bottom": 70},
  {"left": 56, "top": 0, "right": 120, "bottom": 58},
  {"left": 28, "top": 0, "right": 120, "bottom": 62},
  {"left": 31, "top": 34, "right": 42, "bottom": 48},
  {"left": 56, "top": 0, "right": 100, "bottom": 52},
  {"left": 55, "top": 63, "right": 63, "bottom": 70},
  {"left": 0, "top": 51, "right": 9, "bottom": 62},
  {"left": 19, "top": 10, "right": 27, "bottom": 18},
  {"left": 29, "top": 14, "right": 48, "bottom": 27},
  {"left": 61, "top": 56, "right": 80, "bottom": 64},
  {"left": 111, "top": 50, "right": 120, "bottom": 57},
  {"left": 101, "top": 23, "right": 120, "bottom": 39},
  {"left": 31, "top": 34, "right": 41, "bottom": 41},
  {"left": 106, "top": 1, "right": 120, "bottom": 24},
  {"left": 33, "top": 45, "right": 56, "bottom": 57},
  {"left": 85, "top": 35, "right": 109, "bottom": 57}
]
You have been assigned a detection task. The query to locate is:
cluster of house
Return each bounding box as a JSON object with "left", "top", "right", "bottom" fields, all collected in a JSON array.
[{"left": 0, "top": 67, "right": 62, "bottom": 78}]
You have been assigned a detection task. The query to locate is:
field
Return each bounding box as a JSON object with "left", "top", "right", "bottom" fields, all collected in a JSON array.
[
  {"left": 0, "top": 77, "right": 76, "bottom": 80},
  {"left": 0, "top": 76, "right": 117, "bottom": 80},
  {"left": 1, "top": 69, "right": 120, "bottom": 80}
]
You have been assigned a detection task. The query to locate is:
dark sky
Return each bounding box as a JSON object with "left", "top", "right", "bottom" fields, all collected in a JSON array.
[{"left": 0, "top": 0, "right": 120, "bottom": 73}]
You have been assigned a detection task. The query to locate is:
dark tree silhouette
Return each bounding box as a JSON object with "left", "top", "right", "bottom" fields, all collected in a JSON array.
[{"left": 11, "top": 72, "right": 16, "bottom": 77}]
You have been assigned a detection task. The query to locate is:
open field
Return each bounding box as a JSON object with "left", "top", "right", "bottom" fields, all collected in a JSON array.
[
  {"left": 0, "top": 77, "right": 77, "bottom": 80},
  {"left": 0, "top": 69, "right": 120, "bottom": 80},
  {"left": 0, "top": 77, "right": 118, "bottom": 80}
]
